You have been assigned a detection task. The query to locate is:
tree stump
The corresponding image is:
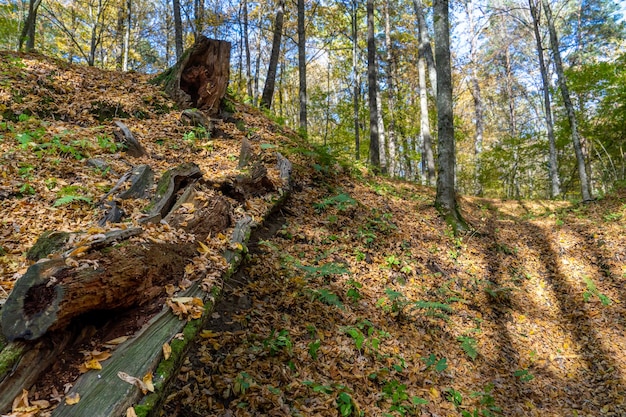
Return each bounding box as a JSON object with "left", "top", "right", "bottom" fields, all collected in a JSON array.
[{"left": 154, "top": 36, "right": 231, "bottom": 115}]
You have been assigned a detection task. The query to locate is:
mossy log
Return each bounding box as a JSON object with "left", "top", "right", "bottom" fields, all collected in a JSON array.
[{"left": 153, "top": 36, "right": 231, "bottom": 115}]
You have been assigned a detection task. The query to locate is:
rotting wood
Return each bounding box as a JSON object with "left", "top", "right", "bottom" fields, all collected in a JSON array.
[
  {"left": 113, "top": 121, "right": 146, "bottom": 157},
  {"left": 153, "top": 36, "right": 231, "bottom": 115}
]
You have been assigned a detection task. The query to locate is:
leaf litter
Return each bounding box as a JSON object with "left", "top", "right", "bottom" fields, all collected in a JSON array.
[{"left": 0, "top": 51, "right": 625, "bottom": 417}]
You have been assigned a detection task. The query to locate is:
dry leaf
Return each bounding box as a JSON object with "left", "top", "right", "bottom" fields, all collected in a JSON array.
[
  {"left": 163, "top": 342, "right": 172, "bottom": 360},
  {"left": 65, "top": 392, "right": 80, "bottom": 405},
  {"left": 126, "top": 407, "right": 138, "bottom": 417}
]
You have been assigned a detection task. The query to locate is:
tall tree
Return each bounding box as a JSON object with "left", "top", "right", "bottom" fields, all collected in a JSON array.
[
  {"left": 351, "top": 0, "right": 361, "bottom": 160},
  {"left": 261, "top": 0, "right": 286, "bottom": 109},
  {"left": 383, "top": 0, "right": 398, "bottom": 176},
  {"left": 541, "top": 0, "right": 592, "bottom": 201},
  {"left": 19, "top": 0, "right": 43, "bottom": 51},
  {"left": 173, "top": 0, "right": 184, "bottom": 59},
  {"left": 297, "top": 0, "right": 308, "bottom": 134},
  {"left": 529, "top": 0, "right": 561, "bottom": 198},
  {"left": 243, "top": 0, "right": 253, "bottom": 99},
  {"left": 194, "top": 0, "right": 204, "bottom": 38},
  {"left": 414, "top": 0, "right": 435, "bottom": 185},
  {"left": 433, "top": 0, "right": 466, "bottom": 231},
  {"left": 366, "top": 0, "right": 380, "bottom": 169},
  {"left": 122, "top": 0, "right": 131, "bottom": 71}
]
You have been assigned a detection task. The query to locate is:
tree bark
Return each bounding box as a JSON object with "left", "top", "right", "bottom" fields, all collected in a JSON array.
[
  {"left": 122, "top": 0, "right": 131, "bottom": 72},
  {"left": 352, "top": 0, "right": 361, "bottom": 160},
  {"left": 529, "top": 0, "right": 561, "bottom": 198},
  {"left": 297, "top": 0, "right": 308, "bottom": 134},
  {"left": 173, "top": 0, "right": 184, "bottom": 59},
  {"left": 383, "top": 0, "right": 397, "bottom": 177},
  {"left": 413, "top": 0, "right": 436, "bottom": 97},
  {"left": 154, "top": 36, "right": 231, "bottom": 114},
  {"left": 243, "top": 0, "right": 253, "bottom": 99},
  {"left": 433, "top": 0, "right": 466, "bottom": 232},
  {"left": 541, "top": 0, "right": 591, "bottom": 201},
  {"left": 260, "top": 0, "right": 286, "bottom": 109},
  {"left": 418, "top": 49, "right": 435, "bottom": 186},
  {"left": 19, "top": 0, "right": 42, "bottom": 51},
  {"left": 194, "top": 0, "right": 204, "bottom": 39},
  {"left": 367, "top": 0, "right": 380, "bottom": 169}
]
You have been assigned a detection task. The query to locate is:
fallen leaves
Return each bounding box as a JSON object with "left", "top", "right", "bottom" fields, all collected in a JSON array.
[{"left": 117, "top": 372, "right": 155, "bottom": 395}]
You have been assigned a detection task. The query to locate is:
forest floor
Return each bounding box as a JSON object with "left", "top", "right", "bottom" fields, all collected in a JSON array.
[{"left": 1, "top": 52, "right": 626, "bottom": 417}]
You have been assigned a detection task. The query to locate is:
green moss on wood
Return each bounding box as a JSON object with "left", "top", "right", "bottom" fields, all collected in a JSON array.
[
  {"left": 26, "top": 231, "right": 70, "bottom": 261},
  {"left": 0, "top": 343, "right": 25, "bottom": 379}
]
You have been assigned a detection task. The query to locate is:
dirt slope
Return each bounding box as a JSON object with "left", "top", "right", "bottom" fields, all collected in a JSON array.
[{"left": 2, "top": 52, "right": 626, "bottom": 417}]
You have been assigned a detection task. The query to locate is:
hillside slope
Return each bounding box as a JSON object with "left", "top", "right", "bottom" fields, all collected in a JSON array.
[{"left": 2, "top": 53, "right": 626, "bottom": 417}]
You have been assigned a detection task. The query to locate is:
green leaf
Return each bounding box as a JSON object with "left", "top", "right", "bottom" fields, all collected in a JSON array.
[
  {"left": 411, "top": 396, "right": 429, "bottom": 405},
  {"left": 435, "top": 357, "right": 448, "bottom": 373},
  {"left": 308, "top": 339, "right": 321, "bottom": 360},
  {"left": 457, "top": 336, "right": 478, "bottom": 360},
  {"left": 53, "top": 195, "right": 92, "bottom": 207},
  {"left": 260, "top": 143, "right": 277, "bottom": 149}
]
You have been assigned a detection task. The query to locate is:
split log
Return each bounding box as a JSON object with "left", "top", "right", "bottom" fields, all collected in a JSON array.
[
  {"left": 113, "top": 121, "right": 146, "bottom": 157},
  {"left": 152, "top": 36, "right": 231, "bottom": 114}
]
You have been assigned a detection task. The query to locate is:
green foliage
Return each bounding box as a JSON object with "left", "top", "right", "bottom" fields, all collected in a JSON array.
[
  {"left": 513, "top": 368, "right": 534, "bottom": 382},
  {"left": 314, "top": 193, "right": 357, "bottom": 212},
  {"left": 263, "top": 329, "right": 292, "bottom": 356},
  {"left": 302, "top": 380, "right": 334, "bottom": 394},
  {"left": 582, "top": 276, "right": 611, "bottom": 305},
  {"left": 345, "top": 279, "right": 363, "bottom": 303},
  {"left": 422, "top": 353, "right": 448, "bottom": 373},
  {"left": 337, "top": 391, "right": 355, "bottom": 417},
  {"left": 298, "top": 262, "right": 350, "bottom": 279},
  {"left": 97, "top": 134, "right": 119, "bottom": 153},
  {"left": 233, "top": 372, "right": 253, "bottom": 395},
  {"left": 309, "top": 288, "right": 344, "bottom": 309},
  {"left": 457, "top": 336, "right": 479, "bottom": 360},
  {"left": 445, "top": 388, "right": 463, "bottom": 406},
  {"left": 308, "top": 339, "right": 321, "bottom": 360}
]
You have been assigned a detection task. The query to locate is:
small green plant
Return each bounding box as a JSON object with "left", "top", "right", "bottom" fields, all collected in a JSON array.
[
  {"left": 233, "top": 372, "right": 253, "bottom": 395},
  {"left": 336, "top": 391, "right": 355, "bottom": 417},
  {"left": 313, "top": 193, "right": 357, "bottom": 212},
  {"left": 263, "top": 329, "right": 292, "bottom": 356},
  {"left": 422, "top": 353, "right": 448, "bottom": 373},
  {"left": 346, "top": 279, "right": 363, "bottom": 303},
  {"left": 309, "top": 288, "right": 344, "bottom": 309},
  {"left": 457, "top": 336, "right": 478, "bottom": 360},
  {"left": 53, "top": 186, "right": 92, "bottom": 207},
  {"left": 468, "top": 384, "right": 502, "bottom": 417},
  {"left": 385, "top": 254, "right": 401, "bottom": 268},
  {"left": 308, "top": 339, "right": 321, "bottom": 360},
  {"left": 298, "top": 262, "right": 350, "bottom": 279},
  {"left": 97, "top": 134, "right": 119, "bottom": 153},
  {"left": 582, "top": 276, "right": 611, "bottom": 305},
  {"left": 444, "top": 388, "right": 463, "bottom": 407},
  {"left": 183, "top": 125, "right": 209, "bottom": 142},
  {"left": 302, "top": 380, "right": 334, "bottom": 394},
  {"left": 19, "top": 183, "right": 36, "bottom": 196},
  {"left": 18, "top": 163, "right": 35, "bottom": 179},
  {"left": 513, "top": 368, "right": 534, "bottom": 382}
]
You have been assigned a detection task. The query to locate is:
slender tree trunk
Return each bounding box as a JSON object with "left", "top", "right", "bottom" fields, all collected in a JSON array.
[
  {"left": 19, "top": 0, "right": 42, "bottom": 51},
  {"left": 297, "top": 0, "right": 308, "bottom": 134},
  {"left": 541, "top": 0, "right": 591, "bottom": 201},
  {"left": 116, "top": 7, "right": 125, "bottom": 69},
  {"left": 352, "top": 0, "right": 361, "bottom": 160},
  {"left": 122, "top": 0, "right": 131, "bottom": 71},
  {"left": 384, "top": 0, "right": 397, "bottom": 176},
  {"left": 433, "top": 0, "right": 465, "bottom": 231},
  {"left": 194, "top": 0, "right": 204, "bottom": 39},
  {"left": 413, "top": 0, "right": 436, "bottom": 97},
  {"left": 173, "top": 0, "right": 184, "bottom": 60},
  {"left": 376, "top": 86, "right": 387, "bottom": 173},
  {"left": 243, "top": 0, "right": 253, "bottom": 99},
  {"left": 418, "top": 52, "right": 435, "bottom": 186},
  {"left": 367, "top": 0, "right": 380, "bottom": 169},
  {"left": 463, "top": 0, "right": 484, "bottom": 196},
  {"left": 529, "top": 0, "right": 561, "bottom": 198},
  {"left": 503, "top": 44, "right": 520, "bottom": 199},
  {"left": 414, "top": 0, "right": 436, "bottom": 184},
  {"left": 260, "top": 0, "right": 286, "bottom": 109}
]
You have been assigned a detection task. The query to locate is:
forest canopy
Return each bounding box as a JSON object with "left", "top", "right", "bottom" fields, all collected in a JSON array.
[{"left": 1, "top": 0, "right": 625, "bottom": 200}]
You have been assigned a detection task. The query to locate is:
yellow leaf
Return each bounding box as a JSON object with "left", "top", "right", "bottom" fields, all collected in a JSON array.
[
  {"left": 84, "top": 359, "right": 103, "bottom": 370},
  {"left": 65, "top": 392, "right": 80, "bottom": 405},
  {"left": 197, "top": 241, "right": 211, "bottom": 254},
  {"left": 163, "top": 342, "right": 172, "bottom": 360},
  {"left": 429, "top": 387, "right": 440, "bottom": 400},
  {"left": 104, "top": 336, "right": 129, "bottom": 347},
  {"left": 200, "top": 330, "right": 216, "bottom": 338},
  {"left": 126, "top": 407, "right": 138, "bottom": 417},
  {"left": 143, "top": 372, "right": 155, "bottom": 393},
  {"left": 12, "top": 389, "right": 29, "bottom": 411}
]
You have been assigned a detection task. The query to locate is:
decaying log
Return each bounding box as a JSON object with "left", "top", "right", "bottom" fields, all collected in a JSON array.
[
  {"left": 140, "top": 162, "right": 202, "bottom": 224},
  {"left": 181, "top": 108, "right": 213, "bottom": 130},
  {"left": 152, "top": 36, "right": 231, "bottom": 114},
  {"left": 113, "top": 121, "right": 146, "bottom": 157},
  {"left": 98, "top": 165, "right": 154, "bottom": 226}
]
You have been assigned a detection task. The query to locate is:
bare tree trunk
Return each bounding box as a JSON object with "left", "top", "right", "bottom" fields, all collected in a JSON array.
[
  {"left": 433, "top": 0, "right": 466, "bottom": 232},
  {"left": 418, "top": 52, "right": 435, "bottom": 186},
  {"left": 297, "top": 0, "right": 308, "bottom": 134},
  {"left": 122, "top": 0, "right": 131, "bottom": 72},
  {"left": 243, "top": 0, "right": 253, "bottom": 99},
  {"left": 367, "top": 0, "right": 380, "bottom": 169},
  {"left": 352, "top": 0, "right": 361, "bottom": 160},
  {"left": 529, "top": 0, "right": 561, "bottom": 198},
  {"left": 503, "top": 43, "right": 520, "bottom": 199},
  {"left": 19, "top": 0, "right": 42, "bottom": 51},
  {"left": 173, "top": 0, "right": 184, "bottom": 59},
  {"left": 541, "top": 0, "right": 591, "bottom": 201},
  {"left": 462, "top": 0, "right": 484, "bottom": 196},
  {"left": 253, "top": 1, "right": 266, "bottom": 105},
  {"left": 413, "top": 0, "right": 436, "bottom": 96},
  {"left": 260, "top": 0, "right": 286, "bottom": 109},
  {"left": 384, "top": 0, "right": 397, "bottom": 176},
  {"left": 194, "top": 0, "right": 204, "bottom": 39}
]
